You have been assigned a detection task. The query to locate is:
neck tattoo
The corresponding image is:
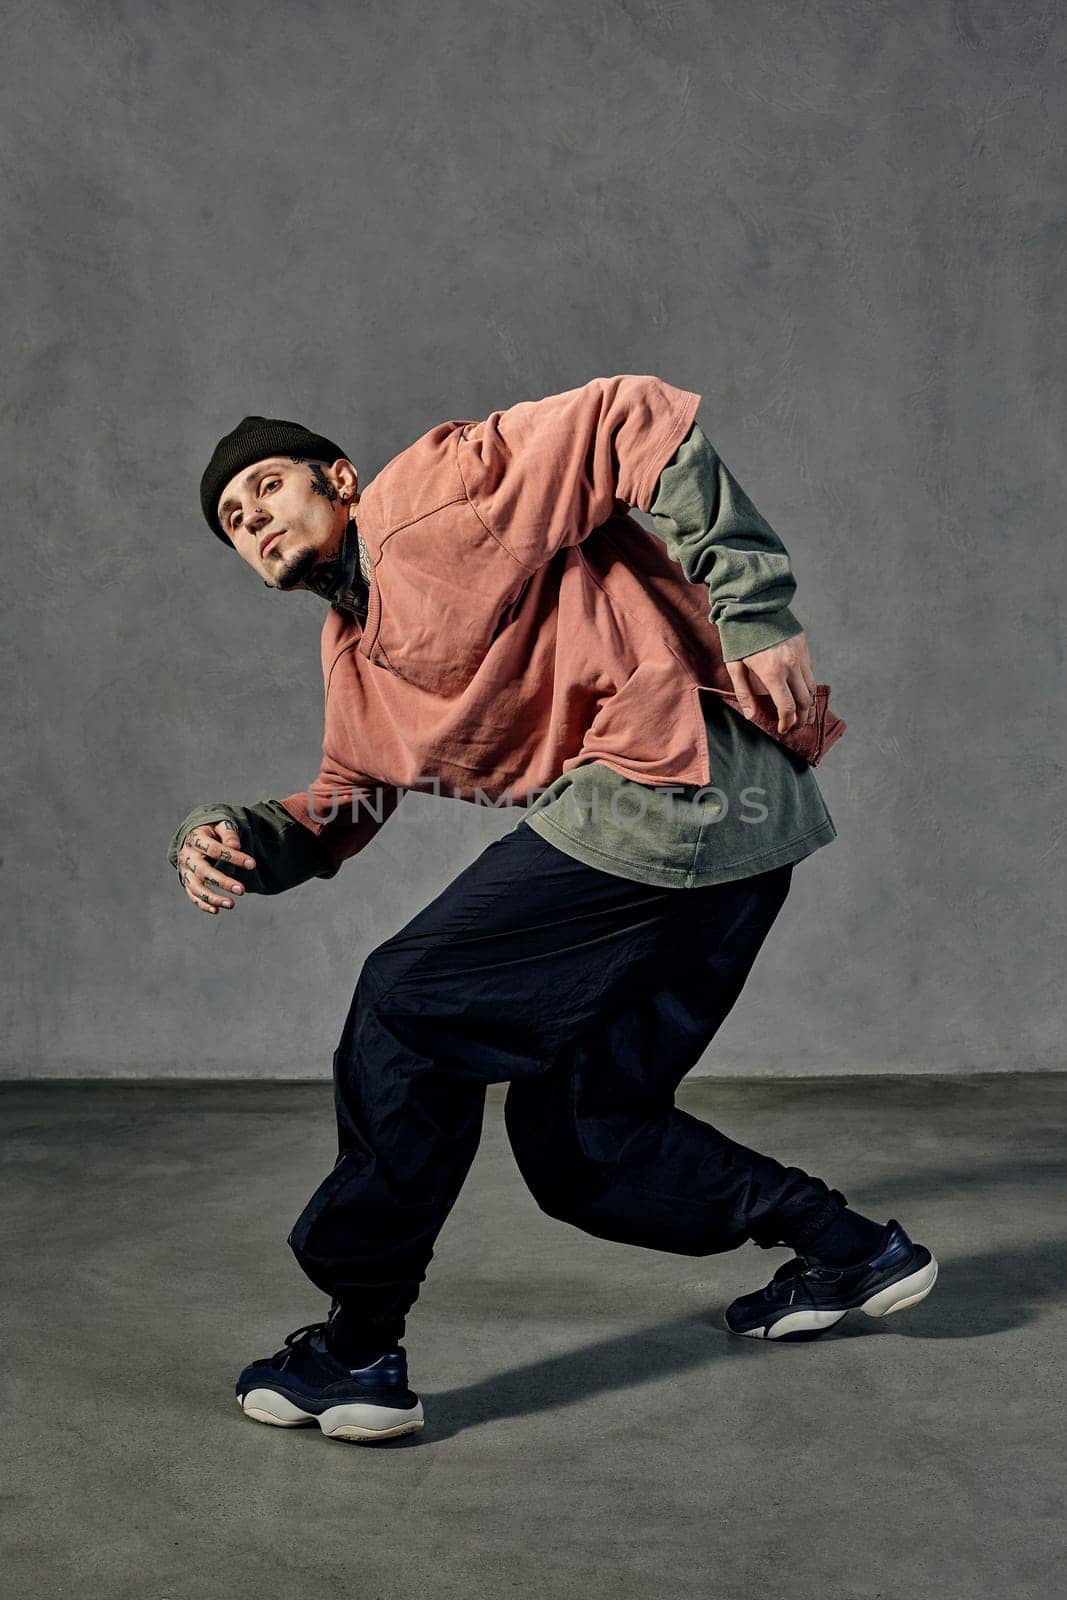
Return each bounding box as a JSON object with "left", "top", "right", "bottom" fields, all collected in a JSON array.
[{"left": 301, "top": 517, "right": 370, "bottom": 620}]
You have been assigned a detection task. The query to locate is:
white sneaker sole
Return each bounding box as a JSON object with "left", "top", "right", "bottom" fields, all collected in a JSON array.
[
  {"left": 238, "top": 1388, "right": 425, "bottom": 1443},
  {"left": 730, "top": 1254, "right": 939, "bottom": 1341}
]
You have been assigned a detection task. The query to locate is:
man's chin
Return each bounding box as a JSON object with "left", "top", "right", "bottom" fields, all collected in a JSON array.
[{"left": 273, "top": 546, "right": 318, "bottom": 590}]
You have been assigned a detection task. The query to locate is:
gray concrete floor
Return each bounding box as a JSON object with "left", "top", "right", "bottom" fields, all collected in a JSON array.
[{"left": 2, "top": 1074, "right": 1064, "bottom": 1600}]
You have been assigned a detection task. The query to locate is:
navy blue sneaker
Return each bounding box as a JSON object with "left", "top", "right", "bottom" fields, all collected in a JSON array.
[
  {"left": 235, "top": 1321, "right": 424, "bottom": 1442},
  {"left": 724, "top": 1219, "right": 938, "bottom": 1342}
]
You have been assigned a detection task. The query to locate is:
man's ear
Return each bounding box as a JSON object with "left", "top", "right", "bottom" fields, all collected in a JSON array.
[{"left": 333, "top": 458, "right": 359, "bottom": 499}]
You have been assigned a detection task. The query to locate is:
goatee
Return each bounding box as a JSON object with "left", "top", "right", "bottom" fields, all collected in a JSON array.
[{"left": 273, "top": 545, "right": 320, "bottom": 591}]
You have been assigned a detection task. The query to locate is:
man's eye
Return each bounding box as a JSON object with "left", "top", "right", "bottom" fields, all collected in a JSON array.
[{"left": 264, "top": 479, "right": 281, "bottom": 491}]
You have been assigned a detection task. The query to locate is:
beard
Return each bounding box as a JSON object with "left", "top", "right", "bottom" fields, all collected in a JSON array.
[{"left": 272, "top": 542, "right": 320, "bottom": 591}]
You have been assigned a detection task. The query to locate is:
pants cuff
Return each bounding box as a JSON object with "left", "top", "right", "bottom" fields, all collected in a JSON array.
[{"left": 749, "top": 1187, "right": 849, "bottom": 1251}]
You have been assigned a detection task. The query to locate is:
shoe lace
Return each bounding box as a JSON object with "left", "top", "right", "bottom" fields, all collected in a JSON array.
[
  {"left": 278, "top": 1321, "right": 328, "bottom": 1371},
  {"left": 769, "top": 1257, "right": 841, "bottom": 1305}
]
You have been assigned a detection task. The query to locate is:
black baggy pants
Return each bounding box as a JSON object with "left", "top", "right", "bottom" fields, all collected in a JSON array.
[{"left": 288, "top": 824, "right": 847, "bottom": 1352}]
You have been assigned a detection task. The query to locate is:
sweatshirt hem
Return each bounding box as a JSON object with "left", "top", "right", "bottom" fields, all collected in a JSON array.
[{"left": 520, "top": 811, "right": 838, "bottom": 889}]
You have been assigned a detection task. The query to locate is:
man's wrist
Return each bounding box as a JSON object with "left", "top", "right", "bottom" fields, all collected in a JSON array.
[{"left": 717, "top": 607, "right": 804, "bottom": 664}]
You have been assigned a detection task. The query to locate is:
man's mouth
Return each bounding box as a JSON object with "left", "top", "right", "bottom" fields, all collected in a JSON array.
[{"left": 260, "top": 530, "right": 286, "bottom": 558}]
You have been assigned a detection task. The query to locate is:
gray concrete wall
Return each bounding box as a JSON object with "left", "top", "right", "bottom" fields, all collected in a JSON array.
[{"left": 2, "top": 0, "right": 1062, "bottom": 1078}]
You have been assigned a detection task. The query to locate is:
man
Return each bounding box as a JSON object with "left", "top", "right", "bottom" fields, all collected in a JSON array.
[{"left": 169, "top": 374, "right": 937, "bottom": 1446}]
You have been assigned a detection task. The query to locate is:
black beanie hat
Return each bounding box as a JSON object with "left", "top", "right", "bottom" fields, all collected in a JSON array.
[{"left": 200, "top": 415, "right": 351, "bottom": 546}]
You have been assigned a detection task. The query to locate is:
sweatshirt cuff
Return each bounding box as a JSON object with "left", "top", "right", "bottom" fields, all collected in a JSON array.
[
  {"left": 166, "top": 805, "right": 240, "bottom": 871},
  {"left": 716, "top": 606, "right": 805, "bottom": 663},
  {"left": 166, "top": 799, "right": 334, "bottom": 895}
]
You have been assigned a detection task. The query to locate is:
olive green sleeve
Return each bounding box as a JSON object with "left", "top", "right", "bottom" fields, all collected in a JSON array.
[
  {"left": 648, "top": 420, "right": 805, "bottom": 663},
  {"left": 166, "top": 799, "right": 336, "bottom": 896}
]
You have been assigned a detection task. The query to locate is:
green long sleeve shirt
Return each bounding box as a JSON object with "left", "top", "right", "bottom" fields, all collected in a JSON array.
[{"left": 166, "top": 421, "right": 835, "bottom": 893}]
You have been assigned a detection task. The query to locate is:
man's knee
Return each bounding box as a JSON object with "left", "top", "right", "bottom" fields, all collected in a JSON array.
[
  {"left": 357, "top": 939, "right": 407, "bottom": 1000},
  {"left": 506, "top": 1114, "right": 602, "bottom": 1224},
  {"left": 335, "top": 941, "right": 424, "bottom": 1054}
]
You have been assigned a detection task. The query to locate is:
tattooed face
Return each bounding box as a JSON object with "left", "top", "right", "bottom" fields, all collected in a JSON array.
[{"left": 217, "top": 454, "right": 358, "bottom": 591}]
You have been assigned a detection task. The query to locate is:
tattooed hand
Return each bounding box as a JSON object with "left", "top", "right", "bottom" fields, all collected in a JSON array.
[{"left": 177, "top": 819, "right": 257, "bottom": 915}]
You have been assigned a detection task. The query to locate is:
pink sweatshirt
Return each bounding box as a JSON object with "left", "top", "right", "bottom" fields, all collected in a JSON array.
[{"left": 279, "top": 374, "right": 846, "bottom": 875}]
